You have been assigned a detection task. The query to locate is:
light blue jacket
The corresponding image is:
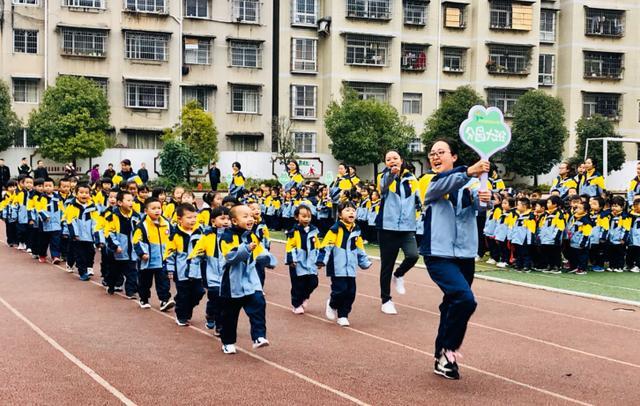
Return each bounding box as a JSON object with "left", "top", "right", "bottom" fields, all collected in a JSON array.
[
  {"left": 375, "top": 169, "right": 421, "bottom": 232},
  {"left": 316, "top": 221, "right": 371, "bottom": 277},
  {"left": 285, "top": 224, "right": 320, "bottom": 276},
  {"left": 165, "top": 227, "right": 204, "bottom": 282},
  {"left": 38, "top": 193, "right": 63, "bottom": 232},
  {"left": 219, "top": 227, "right": 264, "bottom": 298}
]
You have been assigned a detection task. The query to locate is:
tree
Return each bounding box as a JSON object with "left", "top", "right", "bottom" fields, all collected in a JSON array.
[
  {"left": 422, "top": 86, "right": 485, "bottom": 165},
  {"left": 158, "top": 134, "right": 197, "bottom": 185},
  {"left": 325, "top": 86, "right": 415, "bottom": 168},
  {"left": 171, "top": 100, "right": 218, "bottom": 167},
  {"left": 28, "top": 76, "right": 110, "bottom": 164},
  {"left": 0, "top": 80, "right": 21, "bottom": 152},
  {"left": 271, "top": 116, "right": 297, "bottom": 165},
  {"left": 502, "top": 90, "right": 568, "bottom": 183},
  {"left": 574, "top": 114, "right": 625, "bottom": 174}
]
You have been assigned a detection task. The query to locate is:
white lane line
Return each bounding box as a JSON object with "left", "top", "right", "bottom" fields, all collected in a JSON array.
[
  {"left": 264, "top": 300, "right": 593, "bottom": 406},
  {"left": 0, "top": 295, "right": 137, "bottom": 406},
  {"left": 270, "top": 239, "right": 640, "bottom": 330},
  {"left": 265, "top": 269, "right": 640, "bottom": 370}
]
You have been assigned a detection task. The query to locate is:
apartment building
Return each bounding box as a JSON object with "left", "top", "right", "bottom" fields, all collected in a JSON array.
[
  {"left": 1, "top": 0, "right": 273, "bottom": 153},
  {"left": 277, "top": 0, "right": 640, "bottom": 159}
]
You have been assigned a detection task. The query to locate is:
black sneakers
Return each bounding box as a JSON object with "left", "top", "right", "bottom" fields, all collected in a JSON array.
[{"left": 434, "top": 350, "right": 460, "bottom": 380}]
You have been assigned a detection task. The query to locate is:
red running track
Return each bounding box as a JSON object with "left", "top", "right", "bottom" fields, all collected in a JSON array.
[{"left": 1, "top": 238, "right": 639, "bottom": 405}]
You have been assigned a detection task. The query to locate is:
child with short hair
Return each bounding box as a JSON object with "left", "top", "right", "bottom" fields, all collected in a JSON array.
[
  {"left": 28, "top": 178, "right": 45, "bottom": 258},
  {"left": 1, "top": 180, "right": 19, "bottom": 247},
  {"left": 495, "top": 198, "right": 516, "bottom": 268},
  {"left": 248, "top": 201, "right": 274, "bottom": 287},
  {"left": 165, "top": 203, "right": 205, "bottom": 326},
  {"left": 265, "top": 187, "right": 282, "bottom": 231},
  {"left": 607, "top": 196, "right": 631, "bottom": 272},
  {"left": 367, "top": 190, "right": 380, "bottom": 244},
  {"left": 531, "top": 199, "right": 547, "bottom": 270},
  {"left": 539, "top": 195, "right": 566, "bottom": 274},
  {"left": 317, "top": 202, "right": 372, "bottom": 327},
  {"left": 627, "top": 197, "right": 640, "bottom": 273},
  {"left": 567, "top": 201, "right": 593, "bottom": 275},
  {"left": 509, "top": 197, "right": 536, "bottom": 272},
  {"left": 95, "top": 189, "right": 119, "bottom": 287},
  {"left": 14, "top": 175, "right": 33, "bottom": 251},
  {"left": 589, "top": 196, "right": 609, "bottom": 272},
  {"left": 483, "top": 193, "right": 503, "bottom": 265},
  {"left": 63, "top": 183, "right": 100, "bottom": 281},
  {"left": 163, "top": 186, "right": 184, "bottom": 220},
  {"left": 219, "top": 204, "right": 268, "bottom": 354},
  {"left": 286, "top": 205, "right": 320, "bottom": 315},
  {"left": 36, "top": 178, "right": 64, "bottom": 264}
]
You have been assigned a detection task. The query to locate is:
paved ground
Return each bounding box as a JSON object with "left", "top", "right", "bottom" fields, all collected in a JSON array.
[{"left": 1, "top": 237, "right": 639, "bottom": 405}]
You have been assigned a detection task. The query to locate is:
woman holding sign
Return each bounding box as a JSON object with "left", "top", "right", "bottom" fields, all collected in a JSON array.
[
  {"left": 375, "top": 150, "right": 421, "bottom": 315},
  {"left": 421, "top": 139, "right": 491, "bottom": 380}
]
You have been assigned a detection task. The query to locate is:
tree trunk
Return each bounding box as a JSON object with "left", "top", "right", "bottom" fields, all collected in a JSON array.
[{"left": 533, "top": 174, "right": 538, "bottom": 187}]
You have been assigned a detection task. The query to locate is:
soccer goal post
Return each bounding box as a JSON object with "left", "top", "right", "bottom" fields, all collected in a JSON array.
[{"left": 584, "top": 137, "right": 640, "bottom": 184}]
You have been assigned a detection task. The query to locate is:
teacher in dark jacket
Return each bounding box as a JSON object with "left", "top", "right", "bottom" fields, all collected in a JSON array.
[
  {"left": 33, "top": 160, "right": 49, "bottom": 179},
  {"left": 0, "top": 159, "right": 11, "bottom": 191},
  {"left": 138, "top": 162, "right": 149, "bottom": 184},
  {"left": 208, "top": 161, "right": 221, "bottom": 191}
]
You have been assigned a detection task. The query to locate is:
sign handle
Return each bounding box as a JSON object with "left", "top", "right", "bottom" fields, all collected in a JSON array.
[{"left": 479, "top": 172, "right": 489, "bottom": 208}]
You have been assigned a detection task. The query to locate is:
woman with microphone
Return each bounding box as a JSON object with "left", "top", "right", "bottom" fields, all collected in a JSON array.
[{"left": 375, "top": 150, "right": 421, "bottom": 315}]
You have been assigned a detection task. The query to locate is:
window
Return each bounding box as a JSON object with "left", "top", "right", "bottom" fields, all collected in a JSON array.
[
  {"left": 291, "top": 38, "right": 317, "bottom": 72},
  {"left": 125, "top": 32, "right": 169, "bottom": 61},
  {"left": 443, "top": 5, "right": 465, "bottom": 28},
  {"left": 584, "top": 52, "right": 623, "bottom": 79},
  {"left": 583, "top": 93, "right": 621, "bottom": 119},
  {"left": 538, "top": 54, "right": 554, "bottom": 86},
  {"left": 63, "top": 0, "right": 104, "bottom": 8},
  {"left": 231, "top": 85, "right": 261, "bottom": 113},
  {"left": 585, "top": 8, "right": 624, "bottom": 37},
  {"left": 490, "top": 1, "right": 532, "bottom": 30},
  {"left": 345, "top": 35, "right": 389, "bottom": 66},
  {"left": 229, "top": 40, "right": 262, "bottom": 68},
  {"left": 291, "top": 85, "right": 317, "bottom": 119},
  {"left": 184, "top": 0, "right": 208, "bottom": 17},
  {"left": 230, "top": 135, "right": 259, "bottom": 152},
  {"left": 12, "top": 128, "right": 37, "bottom": 148},
  {"left": 184, "top": 37, "right": 211, "bottom": 65},
  {"left": 125, "top": 0, "right": 167, "bottom": 13},
  {"left": 487, "top": 45, "right": 531, "bottom": 75},
  {"left": 443, "top": 47, "right": 464, "bottom": 72},
  {"left": 86, "top": 77, "right": 108, "bottom": 94},
  {"left": 347, "top": 82, "right": 389, "bottom": 102},
  {"left": 232, "top": 0, "right": 259, "bottom": 23},
  {"left": 292, "top": 0, "right": 317, "bottom": 26},
  {"left": 12, "top": 0, "right": 37, "bottom": 5},
  {"left": 540, "top": 9, "right": 556, "bottom": 42},
  {"left": 402, "top": 93, "right": 421, "bottom": 115},
  {"left": 126, "top": 131, "right": 163, "bottom": 149},
  {"left": 182, "top": 86, "right": 212, "bottom": 111},
  {"left": 403, "top": 1, "right": 427, "bottom": 26},
  {"left": 61, "top": 28, "right": 107, "bottom": 57},
  {"left": 408, "top": 138, "right": 422, "bottom": 153},
  {"left": 125, "top": 81, "right": 168, "bottom": 109},
  {"left": 293, "top": 132, "right": 316, "bottom": 153},
  {"left": 487, "top": 89, "right": 525, "bottom": 118},
  {"left": 13, "top": 29, "right": 37, "bottom": 54},
  {"left": 12, "top": 79, "right": 38, "bottom": 103},
  {"left": 347, "top": 0, "right": 391, "bottom": 20},
  {"left": 401, "top": 43, "right": 427, "bottom": 71}
]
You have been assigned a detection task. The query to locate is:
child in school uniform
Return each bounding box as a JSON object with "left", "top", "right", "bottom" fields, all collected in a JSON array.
[
  {"left": 285, "top": 205, "right": 320, "bottom": 315},
  {"left": 588, "top": 196, "right": 609, "bottom": 272},
  {"left": 163, "top": 186, "right": 184, "bottom": 220},
  {"left": 63, "top": 183, "right": 100, "bottom": 281},
  {"left": 1, "top": 180, "right": 19, "bottom": 247},
  {"left": 509, "top": 197, "right": 537, "bottom": 272},
  {"left": 36, "top": 178, "right": 64, "bottom": 264},
  {"left": 566, "top": 201, "right": 593, "bottom": 275},
  {"left": 264, "top": 187, "right": 282, "bottom": 231},
  {"left": 627, "top": 197, "right": 640, "bottom": 273},
  {"left": 132, "top": 197, "right": 174, "bottom": 311},
  {"left": 495, "top": 198, "right": 516, "bottom": 268},
  {"left": 164, "top": 203, "right": 205, "bottom": 326},
  {"left": 316, "top": 186, "right": 333, "bottom": 237},
  {"left": 531, "top": 199, "right": 547, "bottom": 270},
  {"left": 28, "top": 178, "right": 45, "bottom": 258},
  {"left": 95, "top": 189, "right": 119, "bottom": 288},
  {"left": 189, "top": 206, "right": 231, "bottom": 336},
  {"left": 539, "top": 195, "right": 566, "bottom": 274},
  {"left": 483, "top": 193, "right": 503, "bottom": 265},
  {"left": 607, "top": 196, "right": 631, "bottom": 272},
  {"left": 218, "top": 204, "right": 269, "bottom": 354},
  {"left": 281, "top": 191, "right": 294, "bottom": 232},
  {"left": 104, "top": 191, "right": 141, "bottom": 296},
  {"left": 92, "top": 178, "right": 113, "bottom": 212},
  {"left": 248, "top": 201, "right": 274, "bottom": 288},
  {"left": 367, "top": 190, "right": 380, "bottom": 245},
  {"left": 14, "top": 175, "right": 33, "bottom": 251},
  {"left": 317, "top": 202, "right": 372, "bottom": 327},
  {"left": 356, "top": 188, "right": 371, "bottom": 243}
]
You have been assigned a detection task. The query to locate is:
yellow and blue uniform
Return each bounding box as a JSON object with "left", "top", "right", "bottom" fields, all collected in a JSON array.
[
  {"left": 132, "top": 215, "right": 172, "bottom": 303},
  {"left": 284, "top": 170, "right": 304, "bottom": 192},
  {"left": 509, "top": 210, "right": 536, "bottom": 269},
  {"left": 567, "top": 212, "right": 593, "bottom": 272},
  {"left": 285, "top": 223, "right": 320, "bottom": 308},
  {"left": 608, "top": 211, "right": 632, "bottom": 270},
  {"left": 189, "top": 226, "right": 225, "bottom": 328},
  {"left": 229, "top": 170, "right": 246, "bottom": 198},
  {"left": 63, "top": 200, "right": 100, "bottom": 277},
  {"left": 627, "top": 177, "right": 640, "bottom": 206},
  {"left": 36, "top": 192, "right": 64, "bottom": 258},
  {"left": 0, "top": 191, "right": 18, "bottom": 245},
  {"left": 578, "top": 169, "right": 605, "bottom": 197},
  {"left": 551, "top": 175, "right": 578, "bottom": 200},
  {"left": 104, "top": 208, "right": 141, "bottom": 295},
  {"left": 111, "top": 170, "right": 143, "bottom": 187},
  {"left": 537, "top": 208, "right": 566, "bottom": 270}
]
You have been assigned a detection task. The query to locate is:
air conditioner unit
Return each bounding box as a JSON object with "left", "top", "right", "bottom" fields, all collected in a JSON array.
[
  {"left": 317, "top": 17, "right": 331, "bottom": 36},
  {"left": 182, "top": 65, "right": 190, "bottom": 75},
  {"left": 543, "top": 76, "right": 553, "bottom": 85}
]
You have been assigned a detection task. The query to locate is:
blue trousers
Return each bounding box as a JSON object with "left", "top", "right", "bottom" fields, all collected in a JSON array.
[
  {"left": 175, "top": 278, "right": 205, "bottom": 322},
  {"left": 219, "top": 292, "right": 266, "bottom": 345},
  {"left": 330, "top": 276, "right": 356, "bottom": 318},
  {"left": 205, "top": 287, "right": 223, "bottom": 327},
  {"left": 138, "top": 267, "right": 171, "bottom": 302},
  {"left": 107, "top": 260, "right": 137, "bottom": 296},
  {"left": 289, "top": 267, "right": 318, "bottom": 308},
  {"left": 38, "top": 230, "right": 61, "bottom": 258},
  {"left": 73, "top": 240, "right": 95, "bottom": 276},
  {"left": 425, "top": 256, "right": 477, "bottom": 356}
]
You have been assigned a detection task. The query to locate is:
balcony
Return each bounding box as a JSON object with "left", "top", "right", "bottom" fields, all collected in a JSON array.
[
  {"left": 401, "top": 44, "right": 427, "bottom": 71},
  {"left": 487, "top": 45, "right": 532, "bottom": 76},
  {"left": 585, "top": 8, "right": 624, "bottom": 37},
  {"left": 346, "top": 0, "right": 391, "bottom": 21},
  {"left": 584, "top": 52, "right": 624, "bottom": 80}
]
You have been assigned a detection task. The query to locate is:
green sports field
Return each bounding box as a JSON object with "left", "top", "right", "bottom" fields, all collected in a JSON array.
[{"left": 269, "top": 230, "right": 640, "bottom": 303}]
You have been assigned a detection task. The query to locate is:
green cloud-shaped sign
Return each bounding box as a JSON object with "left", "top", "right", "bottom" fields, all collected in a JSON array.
[
  {"left": 278, "top": 172, "right": 290, "bottom": 186},
  {"left": 459, "top": 105, "right": 511, "bottom": 159}
]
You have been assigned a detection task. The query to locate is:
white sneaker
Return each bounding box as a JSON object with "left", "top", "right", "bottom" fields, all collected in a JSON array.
[
  {"left": 613, "top": 268, "right": 624, "bottom": 273},
  {"left": 87, "top": 268, "right": 94, "bottom": 276},
  {"left": 381, "top": 300, "right": 398, "bottom": 315},
  {"left": 65, "top": 265, "right": 74, "bottom": 273},
  {"left": 302, "top": 299, "right": 309, "bottom": 309},
  {"left": 486, "top": 258, "right": 497, "bottom": 265},
  {"left": 292, "top": 306, "right": 305, "bottom": 315},
  {"left": 222, "top": 344, "right": 237, "bottom": 354},
  {"left": 336, "top": 317, "right": 350, "bottom": 327},
  {"left": 474, "top": 256, "right": 480, "bottom": 262},
  {"left": 325, "top": 298, "right": 337, "bottom": 321},
  {"left": 139, "top": 300, "right": 151, "bottom": 309},
  {"left": 630, "top": 266, "right": 640, "bottom": 273},
  {"left": 253, "top": 337, "right": 270, "bottom": 349},
  {"left": 393, "top": 276, "right": 406, "bottom": 295},
  {"left": 26, "top": 248, "right": 32, "bottom": 253},
  {"left": 496, "top": 262, "right": 507, "bottom": 268}
]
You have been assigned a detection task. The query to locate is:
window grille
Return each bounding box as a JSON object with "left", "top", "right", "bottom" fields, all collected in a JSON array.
[
  {"left": 487, "top": 89, "right": 526, "bottom": 118},
  {"left": 402, "top": 93, "right": 422, "bottom": 115},
  {"left": 291, "top": 38, "right": 317, "bottom": 72},
  {"left": 292, "top": 0, "right": 317, "bottom": 25},
  {"left": 401, "top": 43, "right": 427, "bottom": 71},
  {"left": 347, "top": 82, "right": 389, "bottom": 102},
  {"left": 487, "top": 45, "right": 531, "bottom": 75},
  {"left": 184, "top": 37, "right": 211, "bottom": 65},
  {"left": 12, "top": 0, "right": 38, "bottom": 5},
  {"left": 540, "top": 9, "right": 556, "bottom": 42},
  {"left": 14, "top": 30, "right": 37, "bottom": 54},
  {"left": 62, "top": 29, "right": 107, "bottom": 57},
  {"left": 583, "top": 52, "right": 623, "bottom": 79},
  {"left": 538, "top": 54, "right": 554, "bottom": 85},
  {"left": 231, "top": 85, "right": 261, "bottom": 113},
  {"left": 293, "top": 131, "right": 316, "bottom": 153},
  {"left": 231, "top": 136, "right": 259, "bottom": 151},
  {"left": 442, "top": 47, "right": 464, "bottom": 72},
  {"left": 583, "top": 93, "right": 621, "bottom": 119},
  {"left": 184, "top": 0, "right": 208, "bottom": 17},
  {"left": 182, "top": 86, "right": 211, "bottom": 111},
  {"left": 291, "top": 85, "right": 316, "bottom": 119},
  {"left": 125, "top": 0, "right": 167, "bottom": 13},
  {"left": 125, "top": 32, "right": 168, "bottom": 61},
  {"left": 229, "top": 40, "right": 262, "bottom": 68},
  {"left": 125, "top": 81, "right": 168, "bottom": 109},
  {"left": 346, "top": 0, "right": 391, "bottom": 20},
  {"left": 585, "top": 8, "right": 624, "bottom": 37},
  {"left": 64, "top": 0, "right": 104, "bottom": 8},
  {"left": 12, "top": 128, "right": 37, "bottom": 148},
  {"left": 403, "top": 1, "right": 426, "bottom": 25},
  {"left": 13, "top": 79, "right": 38, "bottom": 103},
  {"left": 232, "top": 0, "right": 259, "bottom": 23},
  {"left": 345, "top": 34, "right": 389, "bottom": 66},
  {"left": 490, "top": 1, "right": 532, "bottom": 30}
]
